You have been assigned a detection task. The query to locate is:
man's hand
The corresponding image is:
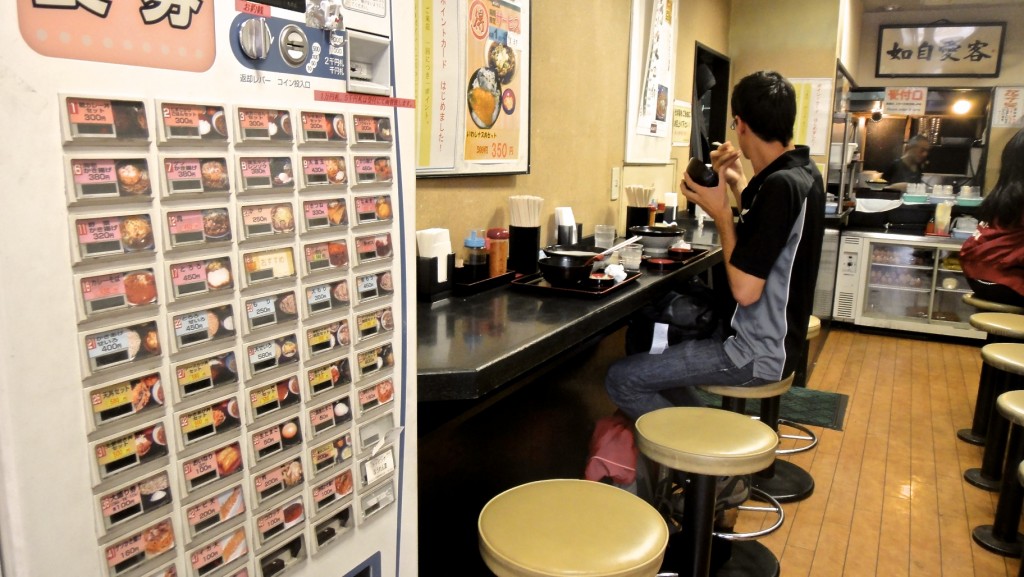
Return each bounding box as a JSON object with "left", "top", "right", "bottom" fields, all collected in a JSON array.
[
  {"left": 710, "top": 141, "right": 747, "bottom": 207},
  {"left": 681, "top": 166, "right": 732, "bottom": 223}
]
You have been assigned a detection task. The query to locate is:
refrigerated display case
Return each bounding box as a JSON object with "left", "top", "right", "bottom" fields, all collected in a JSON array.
[{"left": 833, "top": 231, "right": 983, "bottom": 339}]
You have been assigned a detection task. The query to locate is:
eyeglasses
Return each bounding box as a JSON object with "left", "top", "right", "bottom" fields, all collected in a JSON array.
[{"left": 730, "top": 118, "right": 737, "bottom": 131}]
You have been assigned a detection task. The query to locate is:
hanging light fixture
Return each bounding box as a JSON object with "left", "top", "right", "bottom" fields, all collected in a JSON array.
[{"left": 952, "top": 98, "right": 972, "bottom": 115}]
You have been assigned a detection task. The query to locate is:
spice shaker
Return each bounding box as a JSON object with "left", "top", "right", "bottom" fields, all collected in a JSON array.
[{"left": 486, "top": 228, "right": 509, "bottom": 277}]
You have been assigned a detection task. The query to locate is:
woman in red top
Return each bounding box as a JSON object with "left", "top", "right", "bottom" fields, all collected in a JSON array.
[{"left": 960, "top": 128, "right": 1024, "bottom": 307}]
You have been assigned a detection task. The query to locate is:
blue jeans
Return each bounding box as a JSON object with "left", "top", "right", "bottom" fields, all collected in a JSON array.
[{"left": 605, "top": 337, "right": 768, "bottom": 420}]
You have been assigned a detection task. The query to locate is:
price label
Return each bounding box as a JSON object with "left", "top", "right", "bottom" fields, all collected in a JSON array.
[
  {"left": 309, "top": 404, "right": 334, "bottom": 427},
  {"left": 174, "top": 311, "right": 209, "bottom": 337},
  {"left": 311, "top": 443, "right": 336, "bottom": 465},
  {"left": 72, "top": 159, "right": 117, "bottom": 185},
  {"left": 240, "top": 158, "right": 271, "bottom": 178},
  {"left": 303, "top": 157, "right": 327, "bottom": 176},
  {"left": 91, "top": 381, "right": 133, "bottom": 413},
  {"left": 307, "top": 284, "right": 331, "bottom": 307},
  {"left": 245, "top": 248, "right": 295, "bottom": 280},
  {"left": 180, "top": 407, "right": 214, "bottom": 434},
  {"left": 238, "top": 108, "right": 269, "bottom": 129},
  {"left": 162, "top": 104, "right": 202, "bottom": 127},
  {"left": 170, "top": 260, "right": 208, "bottom": 288},
  {"left": 68, "top": 98, "right": 114, "bottom": 125},
  {"left": 186, "top": 497, "right": 220, "bottom": 527},
  {"left": 96, "top": 435, "right": 136, "bottom": 466},
  {"left": 302, "top": 112, "right": 327, "bottom": 132},
  {"left": 77, "top": 217, "right": 123, "bottom": 245},
  {"left": 308, "top": 365, "right": 332, "bottom": 389},
  {"left": 182, "top": 451, "right": 218, "bottom": 481},
  {"left": 242, "top": 205, "right": 274, "bottom": 227},
  {"left": 168, "top": 211, "right": 204, "bottom": 235},
  {"left": 176, "top": 360, "right": 212, "bottom": 387},
  {"left": 252, "top": 426, "right": 282, "bottom": 451},
  {"left": 100, "top": 485, "right": 142, "bottom": 517},
  {"left": 304, "top": 200, "right": 328, "bottom": 220},
  {"left": 254, "top": 466, "right": 283, "bottom": 492},
  {"left": 248, "top": 341, "right": 275, "bottom": 366},
  {"left": 105, "top": 533, "right": 144, "bottom": 569},
  {"left": 81, "top": 272, "right": 127, "bottom": 303},
  {"left": 358, "top": 274, "right": 378, "bottom": 294},
  {"left": 246, "top": 297, "right": 275, "bottom": 320},
  {"left": 190, "top": 541, "right": 222, "bottom": 571},
  {"left": 313, "top": 480, "right": 335, "bottom": 504},
  {"left": 249, "top": 385, "right": 279, "bottom": 410},
  {"left": 86, "top": 328, "right": 129, "bottom": 360},
  {"left": 257, "top": 508, "right": 285, "bottom": 535},
  {"left": 354, "top": 117, "right": 376, "bottom": 134},
  {"left": 307, "top": 327, "right": 332, "bottom": 349},
  {"left": 305, "top": 243, "right": 330, "bottom": 266},
  {"left": 164, "top": 159, "right": 201, "bottom": 181}
]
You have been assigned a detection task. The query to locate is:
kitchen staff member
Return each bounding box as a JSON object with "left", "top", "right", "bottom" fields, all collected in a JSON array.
[
  {"left": 605, "top": 70, "right": 825, "bottom": 419},
  {"left": 881, "top": 134, "right": 930, "bottom": 191}
]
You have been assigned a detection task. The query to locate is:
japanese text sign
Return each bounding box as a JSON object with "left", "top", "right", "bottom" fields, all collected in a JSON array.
[
  {"left": 876, "top": 23, "right": 1004, "bottom": 78},
  {"left": 883, "top": 86, "right": 928, "bottom": 116}
]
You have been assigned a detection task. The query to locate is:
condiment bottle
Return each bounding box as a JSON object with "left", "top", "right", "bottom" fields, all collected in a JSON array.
[
  {"left": 462, "top": 230, "right": 489, "bottom": 282},
  {"left": 486, "top": 228, "right": 509, "bottom": 277}
]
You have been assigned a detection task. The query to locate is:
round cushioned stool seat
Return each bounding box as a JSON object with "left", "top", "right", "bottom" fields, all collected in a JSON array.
[
  {"left": 635, "top": 407, "right": 778, "bottom": 475},
  {"left": 971, "top": 313, "right": 1024, "bottom": 341},
  {"left": 807, "top": 315, "right": 821, "bottom": 340},
  {"left": 700, "top": 373, "right": 794, "bottom": 400},
  {"left": 964, "top": 294, "right": 1024, "bottom": 315},
  {"left": 983, "top": 344, "right": 1024, "bottom": 377},
  {"left": 998, "top": 390, "right": 1024, "bottom": 426},
  {"left": 479, "top": 479, "right": 669, "bottom": 577}
]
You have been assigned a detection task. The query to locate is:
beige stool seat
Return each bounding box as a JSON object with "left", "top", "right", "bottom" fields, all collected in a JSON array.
[
  {"left": 636, "top": 407, "right": 778, "bottom": 475},
  {"left": 998, "top": 390, "right": 1024, "bottom": 425},
  {"left": 983, "top": 344, "right": 1024, "bottom": 377},
  {"left": 478, "top": 479, "right": 669, "bottom": 577},
  {"left": 807, "top": 315, "right": 821, "bottom": 340},
  {"left": 971, "top": 313, "right": 1024, "bottom": 341},
  {"left": 701, "top": 373, "right": 794, "bottom": 400},
  {"left": 964, "top": 293, "right": 1024, "bottom": 315}
]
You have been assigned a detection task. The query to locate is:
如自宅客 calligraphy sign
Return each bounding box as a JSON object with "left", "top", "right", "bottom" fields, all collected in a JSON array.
[{"left": 876, "top": 23, "right": 1005, "bottom": 78}]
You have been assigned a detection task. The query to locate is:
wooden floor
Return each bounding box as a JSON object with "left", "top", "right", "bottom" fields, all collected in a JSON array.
[{"left": 735, "top": 326, "right": 1022, "bottom": 577}]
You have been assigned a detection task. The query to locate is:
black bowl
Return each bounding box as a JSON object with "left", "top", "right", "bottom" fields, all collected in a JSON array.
[
  {"left": 537, "top": 256, "right": 594, "bottom": 287},
  {"left": 543, "top": 245, "right": 599, "bottom": 260}
]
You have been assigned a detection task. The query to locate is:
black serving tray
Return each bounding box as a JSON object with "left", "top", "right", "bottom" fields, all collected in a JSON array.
[
  {"left": 509, "top": 271, "right": 641, "bottom": 298},
  {"left": 452, "top": 271, "right": 517, "bottom": 296}
]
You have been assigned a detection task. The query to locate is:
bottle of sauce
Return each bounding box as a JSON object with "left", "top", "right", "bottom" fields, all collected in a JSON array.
[
  {"left": 462, "top": 230, "right": 489, "bottom": 282},
  {"left": 486, "top": 228, "right": 509, "bottom": 277}
]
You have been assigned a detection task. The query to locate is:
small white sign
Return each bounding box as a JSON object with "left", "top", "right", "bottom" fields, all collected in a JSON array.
[{"left": 883, "top": 87, "right": 928, "bottom": 116}]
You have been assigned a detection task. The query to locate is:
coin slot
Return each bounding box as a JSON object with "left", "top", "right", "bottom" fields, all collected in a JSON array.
[{"left": 280, "top": 25, "right": 309, "bottom": 67}]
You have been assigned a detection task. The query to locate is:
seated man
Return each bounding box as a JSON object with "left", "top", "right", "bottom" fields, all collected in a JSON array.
[
  {"left": 605, "top": 70, "right": 825, "bottom": 420},
  {"left": 880, "top": 134, "right": 930, "bottom": 191}
]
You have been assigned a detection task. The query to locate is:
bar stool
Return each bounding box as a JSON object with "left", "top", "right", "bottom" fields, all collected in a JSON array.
[
  {"left": 963, "top": 293, "right": 1024, "bottom": 315},
  {"left": 699, "top": 373, "right": 816, "bottom": 502},
  {"left": 973, "top": 390, "right": 1024, "bottom": 557},
  {"left": 958, "top": 314, "right": 1024, "bottom": 447},
  {"left": 636, "top": 407, "right": 780, "bottom": 577},
  {"left": 964, "top": 344, "right": 1024, "bottom": 491},
  {"left": 794, "top": 315, "right": 821, "bottom": 388},
  {"left": 478, "top": 479, "right": 669, "bottom": 576}
]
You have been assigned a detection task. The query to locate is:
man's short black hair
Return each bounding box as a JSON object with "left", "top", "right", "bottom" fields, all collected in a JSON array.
[
  {"left": 730, "top": 70, "right": 796, "bottom": 145},
  {"left": 906, "top": 134, "right": 930, "bottom": 150}
]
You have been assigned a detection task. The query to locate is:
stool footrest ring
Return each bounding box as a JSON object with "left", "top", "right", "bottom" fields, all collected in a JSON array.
[
  {"left": 713, "top": 488, "right": 784, "bottom": 541},
  {"left": 776, "top": 419, "right": 819, "bottom": 455}
]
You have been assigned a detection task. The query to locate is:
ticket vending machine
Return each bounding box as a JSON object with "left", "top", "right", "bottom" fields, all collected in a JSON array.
[{"left": 0, "top": 2, "right": 416, "bottom": 576}]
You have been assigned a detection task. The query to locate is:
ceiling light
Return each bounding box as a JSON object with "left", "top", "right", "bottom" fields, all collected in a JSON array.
[{"left": 952, "top": 99, "right": 972, "bottom": 115}]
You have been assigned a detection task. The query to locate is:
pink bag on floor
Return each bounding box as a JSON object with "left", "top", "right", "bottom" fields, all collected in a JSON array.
[{"left": 584, "top": 412, "right": 638, "bottom": 485}]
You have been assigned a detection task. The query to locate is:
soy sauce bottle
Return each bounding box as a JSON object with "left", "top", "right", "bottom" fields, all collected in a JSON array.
[{"left": 461, "top": 230, "right": 489, "bottom": 283}]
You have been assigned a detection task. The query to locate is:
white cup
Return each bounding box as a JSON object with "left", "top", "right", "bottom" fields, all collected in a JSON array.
[
  {"left": 594, "top": 224, "right": 615, "bottom": 249},
  {"left": 620, "top": 244, "right": 643, "bottom": 272}
]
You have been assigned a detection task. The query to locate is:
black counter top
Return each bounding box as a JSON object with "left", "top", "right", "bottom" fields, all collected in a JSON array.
[{"left": 416, "top": 221, "right": 723, "bottom": 401}]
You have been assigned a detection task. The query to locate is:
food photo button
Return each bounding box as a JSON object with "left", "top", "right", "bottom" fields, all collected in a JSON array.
[
  {"left": 254, "top": 496, "right": 304, "bottom": 546},
  {"left": 352, "top": 155, "right": 392, "bottom": 185},
  {"left": 312, "top": 505, "right": 353, "bottom": 553},
  {"left": 244, "top": 290, "right": 298, "bottom": 334},
  {"left": 236, "top": 156, "right": 294, "bottom": 193},
  {"left": 356, "top": 377, "right": 394, "bottom": 418},
  {"left": 183, "top": 484, "right": 245, "bottom": 541},
  {"left": 188, "top": 526, "right": 248, "bottom": 577},
  {"left": 300, "top": 155, "right": 347, "bottom": 189},
  {"left": 156, "top": 102, "right": 228, "bottom": 143},
  {"left": 91, "top": 419, "right": 169, "bottom": 484},
  {"left": 174, "top": 394, "right": 241, "bottom": 449},
  {"left": 239, "top": 202, "right": 295, "bottom": 240},
  {"left": 302, "top": 239, "right": 348, "bottom": 275},
  {"left": 307, "top": 395, "right": 351, "bottom": 438},
  {"left": 61, "top": 95, "right": 149, "bottom": 143},
  {"left": 251, "top": 457, "right": 304, "bottom": 507},
  {"left": 352, "top": 194, "right": 392, "bottom": 226},
  {"left": 308, "top": 431, "right": 353, "bottom": 479},
  {"left": 304, "top": 279, "right": 349, "bottom": 317},
  {"left": 73, "top": 213, "right": 155, "bottom": 261},
  {"left": 172, "top": 349, "right": 237, "bottom": 401},
  {"left": 171, "top": 305, "right": 235, "bottom": 352},
  {"left": 305, "top": 318, "right": 350, "bottom": 358},
  {"left": 302, "top": 197, "right": 347, "bottom": 231},
  {"left": 354, "top": 270, "right": 393, "bottom": 304},
  {"left": 167, "top": 256, "right": 234, "bottom": 301},
  {"left": 179, "top": 441, "right": 243, "bottom": 496},
  {"left": 355, "top": 306, "right": 394, "bottom": 342},
  {"left": 305, "top": 356, "right": 352, "bottom": 399},
  {"left": 298, "top": 111, "right": 346, "bottom": 144},
  {"left": 352, "top": 115, "right": 393, "bottom": 145},
  {"left": 246, "top": 375, "right": 301, "bottom": 423},
  {"left": 82, "top": 319, "right": 161, "bottom": 376},
  {"left": 249, "top": 415, "right": 302, "bottom": 465},
  {"left": 353, "top": 232, "right": 393, "bottom": 265},
  {"left": 85, "top": 371, "right": 163, "bottom": 432},
  {"left": 165, "top": 208, "right": 233, "bottom": 250},
  {"left": 95, "top": 470, "right": 173, "bottom": 535},
  {"left": 102, "top": 516, "right": 175, "bottom": 577},
  {"left": 78, "top": 268, "right": 159, "bottom": 320},
  {"left": 245, "top": 333, "right": 299, "bottom": 377},
  {"left": 236, "top": 107, "right": 292, "bottom": 143},
  {"left": 67, "top": 157, "right": 152, "bottom": 202},
  {"left": 355, "top": 342, "right": 394, "bottom": 380},
  {"left": 309, "top": 469, "right": 354, "bottom": 516},
  {"left": 241, "top": 247, "right": 296, "bottom": 287},
  {"left": 161, "top": 157, "right": 231, "bottom": 196}
]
